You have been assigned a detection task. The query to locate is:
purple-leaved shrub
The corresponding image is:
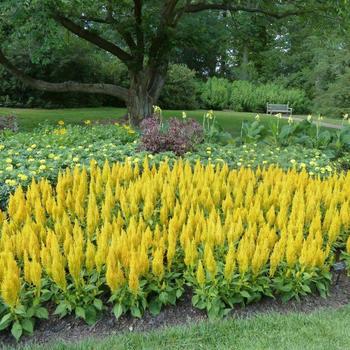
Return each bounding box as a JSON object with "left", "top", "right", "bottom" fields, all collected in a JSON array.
[
  {"left": 0, "top": 115, "right": 18, "bottom": 132},
  {"left": 140, "top": 116, "right": 203, "bottom": 155}
]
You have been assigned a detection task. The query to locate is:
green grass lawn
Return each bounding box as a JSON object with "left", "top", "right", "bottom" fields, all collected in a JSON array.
[
  {"left": 0, "top": 107, "right": 343, "bottom": 135},
  {"left": 0, "top": 107, "right": 302, "bottom": 135},
  {"left": 16, "top": 305, "right": 350, "bottom": 350}
]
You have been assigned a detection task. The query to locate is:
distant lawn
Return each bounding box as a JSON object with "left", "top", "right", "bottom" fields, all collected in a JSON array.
[
  {"left": 0, "top": 107, "right": 342, "bottom": 135},
  {"left": 0, "top": 107, "right": 268, "bottom": 135},
  {"left": 15, "top": 305, "right": 350, "bottom": 350},
  {"left": 0, "top": 107, "right": 126, "bottom": 132}
]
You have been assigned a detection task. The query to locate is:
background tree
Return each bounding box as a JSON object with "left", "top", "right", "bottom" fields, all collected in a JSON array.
[{"left": 0, "top": 1, "right": 348, "bottom": 123}]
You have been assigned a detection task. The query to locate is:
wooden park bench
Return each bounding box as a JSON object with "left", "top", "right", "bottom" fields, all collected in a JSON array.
[{"left": 266, "top": 103, "right": 292, "bottom": 116}]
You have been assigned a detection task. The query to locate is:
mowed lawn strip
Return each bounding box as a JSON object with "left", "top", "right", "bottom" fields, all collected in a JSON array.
[{"left": 12, "top": 305, "right": 350, "bottom": 350}]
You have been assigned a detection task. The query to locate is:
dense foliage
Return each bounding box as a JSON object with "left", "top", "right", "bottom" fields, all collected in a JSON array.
[
  {"left": 241, "top": 114, "right": 350, "bottom": 157},
  {"left": 1, "top": 1, "right": 349, "bottom": 119},
  {"left": 0, "top": 118, "right": 344, "bottom": 208},
  {"left": 0, "top": 62, "right": 196, "bottom": 110},
  {"left": 0, "top": 162, "right": 349, "bottom": 339},
  {"left": 200, "top": 79, "right": 308, "bottom": 113},
  {"left": 158, "top": 64, "right": 199, "bottom": 110}
]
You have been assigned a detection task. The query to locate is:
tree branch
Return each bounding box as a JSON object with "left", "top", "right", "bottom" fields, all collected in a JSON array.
[
  {"left": 78, "top": 14, "right": 138, "bottom": 55},
  {"left": 149, "top": 0, "right": 179, "bottom": 62},
  {"left": 181, "top": 2, "right": 308, "bottom": 19},
  {"left": 0, "top": 50, "right": 128, "bottom": 100},
  {"left": 79, "top": 15, "right": 113, "bottom": 24},
  {"left": 134, "top": 0, "right": 144, "bottom": 50},
  {"left": 52, "top": 13, "right": 133, "bottom": 63}
]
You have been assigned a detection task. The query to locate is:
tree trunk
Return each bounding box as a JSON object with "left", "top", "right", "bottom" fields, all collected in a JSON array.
[
  {"left": 126, "top": 68, "right": 166, "bottom": 125},
  {"left": 127, "top": 73, "right": 153, "bottom": 125}
]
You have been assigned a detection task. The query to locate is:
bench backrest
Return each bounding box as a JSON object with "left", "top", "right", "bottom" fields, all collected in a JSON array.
[{"left": 267, "top": 103, "right": 289, "bottom": 111}]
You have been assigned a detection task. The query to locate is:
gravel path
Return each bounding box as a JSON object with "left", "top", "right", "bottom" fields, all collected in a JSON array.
[{"left": 281, "top": 115, "right": 342, "bottom": 129}]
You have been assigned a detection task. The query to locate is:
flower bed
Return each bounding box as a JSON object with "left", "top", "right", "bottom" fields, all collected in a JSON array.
[
  {"left": 0, "top": 123, "right": 339, "bottom": 208},
  {"left": 0, "top": 161, "right": 349, "bottom": 339}
]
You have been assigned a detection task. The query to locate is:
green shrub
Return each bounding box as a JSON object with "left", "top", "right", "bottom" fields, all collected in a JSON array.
[
  {"left": 199, "top": 77, "right": 232, "bottom": 110},
  {"left": 231, "top": 81, "right": 308, "bottom": 113},
  {"left": 229, "top": 80, "right": 255, "bottom": 111},
  {"left": 199, "top": 78, "right": 309, "bottom": 113},
  {"left": 159, "top": 64, "right": 199, "bottom": 110},
  {"left": 313, "top": 68, "right": 350, "bottom": 118}
]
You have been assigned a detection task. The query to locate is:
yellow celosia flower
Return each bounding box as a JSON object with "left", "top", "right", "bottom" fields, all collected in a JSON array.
[
  {"left": 346, "top": 235, "right": 350, "bottom": 254},
  {"left": 152, "top": 248, "right": 164, "bottom": 279},
  {"left": 1, "top": 255, "right": 20, "bottom": 308},
  {"left": 224, "top": 243, "right": 236, "bottom": 281},
  {"left": 128, "top": 263, "right": 139, "bottom": 295},
  {"left": 204, "top": 245, "right": 217, "bottom": 279},
  {"left": 196, "top": 260, "right": 205, "bottom": 287},
  {"left": 0, "top": 159, "right": 348, "bottom": 315}
]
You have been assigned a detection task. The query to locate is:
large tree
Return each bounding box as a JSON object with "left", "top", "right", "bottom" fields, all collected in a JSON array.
[{"left": 0, "top": 1, "right": 345, "bottom": 124}]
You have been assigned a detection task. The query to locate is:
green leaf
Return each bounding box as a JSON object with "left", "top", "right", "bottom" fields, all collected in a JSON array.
[
  {"left": 159, "top": 292, "right": 168, "bottom": 304},
  {"left": 93, "top": 299, "right": 103, "bottom": 311},
  {"left": 195, "top": 300, "right": 206, "bottom": 310},
  {"left": 41, "top": 289, "right": 53, "bottom": 302},
  {"left": 229, "top": 295, "right": 244, "bottom": 305},
  {"left": 26, "top": 306, "right": 36, "bottom": 318},
  {"left": 240, "top": 290, "right": 251, "bottom": 299},
  {"left": 192, "top": 294, "right": 199, "bottom": 306},
  {"left": 113, "top": 304, "right": 123, "bottom": 319},
  {"left": 75, "top": 306, "right": 86, "bottom": 320},
  {"left": 54, "top": 303, "right": 68, "bottom": 317},
  {"left": 131, "top": 306, "right": 142, "bottom": 318},
  {"left": 85, "top": 306, "right": 97, "bottom": 326},
  {"left": 35, "top": 307, "right": 49, "bottom": 319},
  {"left": 175, "top": 289, "right": 183, "bottom": 298},
  {"left": 149, "top": 299, "right": 162, "bottom": 316},
  {"left": 21, "top": 318, "right": 34, "bottom": 334},
  {"left": 301, "top": 284, "right": 312, "bottom": 293},
  {"left": 207, "top": 304, "right": 221, "bottom": 320},
  {"left": 11, "top": 321, "right": 23, "bottom": 341},
  {"left": 0, "top": 313, "right": 13, "bottom": 331},
  {"left": 278, "top": 283, "right": 293, "bottom": 292},
  {"left": 14, "top": 305, "right": 26, "bottom": 316},
  {"left": 281, "top": 292, "right": 295, "bottom": 303}
]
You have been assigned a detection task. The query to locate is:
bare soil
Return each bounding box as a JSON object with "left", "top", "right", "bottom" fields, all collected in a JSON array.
[{"left": 0, "top": 273, "right": 349, "bottom": 348}]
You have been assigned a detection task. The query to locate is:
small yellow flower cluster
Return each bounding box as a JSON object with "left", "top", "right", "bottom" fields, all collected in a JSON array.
[
  {"left": 153, "top": 105, "right": 162, "bottom": 115},
  {"left": 0, "top": 161, "right": 349, "bottom": 309},
  {"left": 205, "top": 110, "right": 214, "bottom": 120},
  {"left": 53, "top": 128, "right": 67, "bottom": 135},
  {"left": 123, "top": 124, "right": 136, "bottom": 135},
  {"left": 53, "top": 120, "right": 67, "bottom": 135}
]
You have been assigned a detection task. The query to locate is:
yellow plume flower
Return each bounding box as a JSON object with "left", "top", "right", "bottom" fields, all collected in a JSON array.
[
  {"left": 152, "top": 248, "right": 164, "bottom": 279},
  {"left": 128, "top": 264, "right": 139, "bottom": 295},
  {"left": 196, "top": 260, "right": 206, "bottom": 287},
  {"left": 346, "top": 235, "right": 350, "bottom": 254},
  {"left": 204, "top": 245, "right": 216, "bottom": 279},
  {"left": 224, "top": 243, "right": 236, "bottom": 281},
  {"left": 1, "top": 255, "right": 20, "bottom": 308}
]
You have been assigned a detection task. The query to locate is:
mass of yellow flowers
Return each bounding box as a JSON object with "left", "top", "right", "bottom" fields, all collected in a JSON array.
[{"left": 0, "top": 159, "right": 349, "bottom": 318}]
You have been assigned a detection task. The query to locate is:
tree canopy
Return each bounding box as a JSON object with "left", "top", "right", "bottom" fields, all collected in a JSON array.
[{"left": 0, "top": 1, "right": 349, "bottom": 121}]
